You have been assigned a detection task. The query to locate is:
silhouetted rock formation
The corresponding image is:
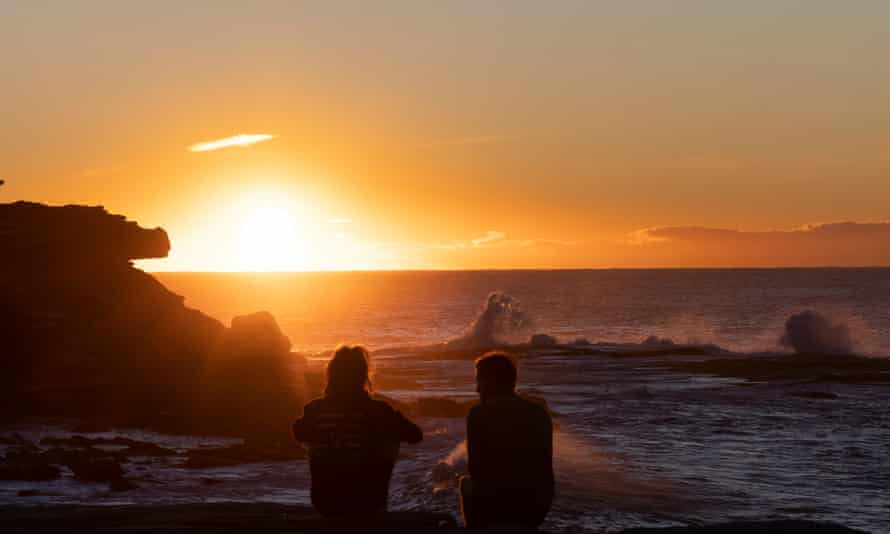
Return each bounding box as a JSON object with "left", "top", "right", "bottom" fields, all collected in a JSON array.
[
  {"left": 0, "top": 202, "right": 305, "bottom": 443},
  {"left": 0, "top": 201, "right": 170, "bottom": 262}
]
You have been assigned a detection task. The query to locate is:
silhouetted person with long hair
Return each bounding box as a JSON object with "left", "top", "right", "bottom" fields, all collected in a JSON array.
[
  {"left": 292, "top": 345, "right": 422, "bottom": 520},
  {"left": 460, "top": 352, "right": 553, "bottom": 530}
]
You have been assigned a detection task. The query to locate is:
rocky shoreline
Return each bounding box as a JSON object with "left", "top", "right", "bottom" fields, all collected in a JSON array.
[{"left": 0, "top": 504, "right": 865, "bottom": 533}]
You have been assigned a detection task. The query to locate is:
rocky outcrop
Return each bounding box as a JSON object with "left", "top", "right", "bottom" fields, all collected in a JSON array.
[
  {"left": 0, "top": 202, "right": 305, "bottom": 443},
  {"left": 0, "top": 504, "right": 862, "bottom": 533},
  {"left": 0, "top": 504, "right": 460, "bottom": 533},
  {"left": 0, "top": 201, "right": 170, "bottom": 263}
]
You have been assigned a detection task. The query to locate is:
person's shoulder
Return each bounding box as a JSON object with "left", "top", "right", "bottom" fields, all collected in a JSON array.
[
  {"left": 467, "top": 402, "right": 485, "bottom": 420},
  {"left": 301, "top": 397, "right": 327, "bottom": 414},
  {"left": 368, "top": 395, "right": 400, "bottom": 414},
  {"left": 518, "top": 395, "right": 553, "bottom": 422}
]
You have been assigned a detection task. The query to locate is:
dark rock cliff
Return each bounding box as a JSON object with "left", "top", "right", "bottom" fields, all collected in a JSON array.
[{"left": 0, "top": 202, "right": 304, "bottom": 444}]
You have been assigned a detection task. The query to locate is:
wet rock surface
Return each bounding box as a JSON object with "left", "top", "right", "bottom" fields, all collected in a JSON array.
[
  {"left": 621, "top": 520, "right": 865, "bottom": 533},
  {"left": 0, "top": 453, "right": 61, "bottom": 481},
  {"left": 182, "top": 443, "right": 306, "bottom": 469},
  {"left": 666, "top": 354, "right": 890, "bottom": 383},
  {"left": 0, "top": 435, "right": 141, "bottom": 490},
  {"left": 40, "top": 435, "right": 177, "bottom": 456},
  {"left": 0, "top": 504, "right": 863, "bottom": 533},
  {"left": 1, "top": 432, "right": 309, "bottom": 487},
  {"left": 787, "top": 391, "right": 839, "bottom": 400}
]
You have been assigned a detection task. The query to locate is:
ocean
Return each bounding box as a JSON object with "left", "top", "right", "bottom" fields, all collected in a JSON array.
[
  {"left": 158, "top": 268, "right": 890, "bottom": 355},
  {"left": 3, "top": 269, "right": 890, "bottom": 532}
]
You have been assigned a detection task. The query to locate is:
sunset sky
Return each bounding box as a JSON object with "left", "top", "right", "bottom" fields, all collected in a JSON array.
[{"left": 3, "top": 1, "right": 890, "bottom": 270}]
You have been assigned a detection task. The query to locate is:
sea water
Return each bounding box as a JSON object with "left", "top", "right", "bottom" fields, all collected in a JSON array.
[{"left": 2, "top": 269, "right": 889, "bottom": 532}]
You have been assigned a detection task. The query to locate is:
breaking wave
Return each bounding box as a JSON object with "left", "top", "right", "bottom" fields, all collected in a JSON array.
[
  {"left": 443, "top": 292, "right": 531, "bottom": 350},
  {"left": 403, "top": 293, "right": 883, "bottom": 359},
  {"left": 779, "top": 310, "right": 854, "bottom": 355}
]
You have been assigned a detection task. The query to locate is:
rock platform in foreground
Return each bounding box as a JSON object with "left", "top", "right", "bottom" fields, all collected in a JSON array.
[{"left": 0, "top": 504, "right": 865, "bottom": 533}]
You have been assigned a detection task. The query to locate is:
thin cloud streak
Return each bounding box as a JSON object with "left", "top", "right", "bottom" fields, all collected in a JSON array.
[
  {"left": 188, "top": 134, "right": 276, "bottom": 152},
  {"left": 431, "top": 231, "right": 575, "bottom": 252},
  {"left": 471, "top": 230, "right": 506, "bottom": 247}
]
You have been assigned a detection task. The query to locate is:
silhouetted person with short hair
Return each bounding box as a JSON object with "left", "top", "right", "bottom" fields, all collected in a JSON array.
[
  {"left": 293, "top": 345, "right": 422, "bottom": 519},
  {"left": 460, "top": 352, "right": 554, "bottom": 530}
]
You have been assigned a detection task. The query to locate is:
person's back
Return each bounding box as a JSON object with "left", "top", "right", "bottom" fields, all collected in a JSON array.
[
  {"left": 292, "top": 345, "right": 422, "bottom": 519},
  {"left": 461, "top": 352, "right": 554, "bottom": 529},
  {"left": 468, "top": 395, "right": 553, "bottom": 492}
]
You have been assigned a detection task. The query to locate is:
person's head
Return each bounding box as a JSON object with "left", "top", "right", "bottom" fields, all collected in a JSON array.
[
  {"left": 325, "top": 344, "right": 372, "bottom": 397},
  {"left": 474, "top": 352, "right": 517, "bottom": 399}
]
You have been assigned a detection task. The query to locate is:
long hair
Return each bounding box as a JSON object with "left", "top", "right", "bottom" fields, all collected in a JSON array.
[{"left": 324, "top": 344, "right": 373, "bottom": 397}]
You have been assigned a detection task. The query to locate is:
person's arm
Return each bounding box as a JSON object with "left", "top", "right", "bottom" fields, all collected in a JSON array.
[
  {"left": 466, "top": 408, "right": 480, "bottom": 480},
  {"left": 292, "top": 403, "right": 325, "bottom": 443},
  {"left": 537, "top": 407, "right": 555, "bottom": 486},
  {"left": 292, "top": 415, "right": 313, "bottom": 443},
  {"left": 393, "top": 410, "right": 423, "bottom": 444},
  {"left": 544, "top": 411, "right": 554, "bottom": 473},
  {"left": 376, "top": 401, "right": 423, "bottom": 444}
]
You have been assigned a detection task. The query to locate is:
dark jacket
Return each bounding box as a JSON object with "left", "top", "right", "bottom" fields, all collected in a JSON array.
[
  {"left": 466, "top": 393, "right": 554, "bottom": 524},
  {"left": 293, "top": 393, "right": 422, "bottom": 517},
  {"left": 467, "top": 395, "right": 553, "bottom": 493}
]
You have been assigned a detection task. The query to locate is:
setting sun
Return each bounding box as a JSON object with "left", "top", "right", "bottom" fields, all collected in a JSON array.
[
  {"left": 234, "top": 197, "right": 309, "bottom": 272},
  {"left": 142, "top": 185, "right": 403, "bottom": 272}
]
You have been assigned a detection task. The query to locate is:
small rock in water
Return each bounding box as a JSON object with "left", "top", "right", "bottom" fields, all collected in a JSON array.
[
  {"left": 530, "top": 333, "right": 558, "bottom": 348},
  {"left": 0, "top": 433, "right": 32, "bottom": 447},
  {"left": 788, "top": 391, "right": 839, "bottom": 400},
  {"left": 17, "top": 489, "right": 60, "bottom": 497},
  {"left": 66, "top": 455, "right": 125, "bottom": 483},
  {"left": 109, "top": 478, "right": 138, "bottom": 492},
  {"left": 642, "top": 335, "right": 676, "bottom": 347},
  {"left": 1, "top": 446, "right": 66, "bottom": 482},
  {"left": 0, "top": 455, "right": 61, "bottom": 482}
]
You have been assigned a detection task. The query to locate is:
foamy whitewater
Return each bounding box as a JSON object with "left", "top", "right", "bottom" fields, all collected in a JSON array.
[{"left": 3, "top": 269, "right": 889, "bottom": 532}]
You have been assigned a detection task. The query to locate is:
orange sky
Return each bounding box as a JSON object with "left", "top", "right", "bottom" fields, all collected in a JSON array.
[{"left": 2, "top": 2, "right": 890, "bottom": 270}]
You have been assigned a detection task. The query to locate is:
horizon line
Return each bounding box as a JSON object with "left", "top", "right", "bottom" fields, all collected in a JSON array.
[{"left": 146, "top": 265, "right": 890, "bottom": 274}]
